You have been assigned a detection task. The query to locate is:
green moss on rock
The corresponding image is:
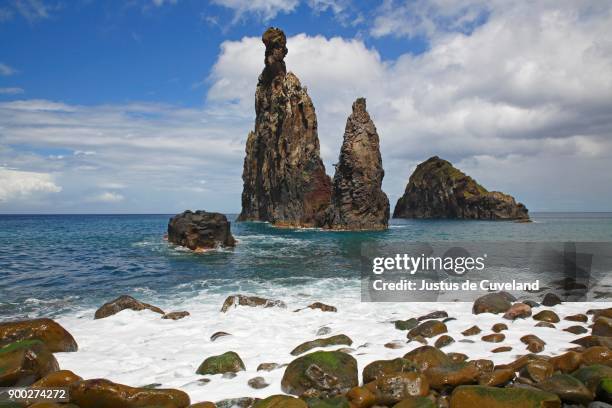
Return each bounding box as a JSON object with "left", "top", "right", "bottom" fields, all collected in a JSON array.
[{"left": 196, "top": 351, "right": 245, "bottom": 375}]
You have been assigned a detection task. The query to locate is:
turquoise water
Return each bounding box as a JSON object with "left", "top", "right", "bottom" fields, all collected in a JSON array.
[{"left": 1, "top": 213, "right": 611, "bottom": 318}]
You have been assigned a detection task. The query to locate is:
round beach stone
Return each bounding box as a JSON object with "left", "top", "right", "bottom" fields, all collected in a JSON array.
[
  {"left": 533, "top": 310, "right": 560, "bottom": 323},
  {"left": 196, "top": 351, "right": 245, "bottom": 375},
  {"left": 408, "top": 321, "right": 447, "bottom": 339}
]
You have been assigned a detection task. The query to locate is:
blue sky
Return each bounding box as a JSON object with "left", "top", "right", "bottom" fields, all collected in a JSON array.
[{"left": 1, "top": 0, "right": 611, "bottom": 213}]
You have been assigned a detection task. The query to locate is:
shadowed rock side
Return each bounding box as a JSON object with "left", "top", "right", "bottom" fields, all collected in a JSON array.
[
  {"left": 238, "top": 27, "right": 332, "bottom": 228},
  {"left": 324, "top": 98, "right": 389, "bottom": 230},
  {"left": 393, "top": 156, "right": 529, "bottom": 220}
]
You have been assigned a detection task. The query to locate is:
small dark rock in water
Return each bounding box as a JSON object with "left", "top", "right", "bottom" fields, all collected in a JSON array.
[
  {"left": 198, "top": 378, "right": 211, "bottom": 385},
  {"left": 503, "top": 303, "right": 532, "bottom": 320},
  {"left": 523, "top": 300, "right": 540, "bottom": 308},
  {"left": 492, "top": 323, "right": 508, "bottom": 333},
  {"left": 256, "top": 362, "right": 284, "bottom": 372},
  {"left": 472, "top": 292, "right": 514, "bottom": 315},
  {"left": 408, "top": 320, "right": 448, "bottom": 339},
  {"left": 521, "top": 334, "right": 546, "bottom": 353},
  {"left": 210, "top": 332, "right": 231, "bottom": 342},
  {"left": 443, "top": 317, "right": 457, "bottom": 323},
  {"left": 216, "top": 397, "right": 259, "bottom": 408},
  {"left": 247, "top": 376, "right": 269, "bottom": 389},
  {"left": 394, "top": 318, "right": 418, "bottom": 331},
  {"left": 541, "top": 293, "right": 562, "bottom": 307},
  {"left": 409, "top": 335, "right": 428, "bottom": 345},
  {"left": 535, "top": 321, "right": 556, "bottom": 328},
  {"left": 434, "top": 335, "right": 454, "bottom": 349},
  {"left": 461, "top": 325, "right": 481, "bottom": 336},
  {"left": 196, "top": 351, "right": 245, "bottom": 375},
  {"left": 94, "top": 295, "right": 164, "bottom": 319},
  {"left": 307, "top": 302, "right": 337, "bottom": 312},
  {"left": 482, "top": 333, "right": 505, "bottom": 343},
  {"left": 564, "top": 325, "right": 588, "bottom": 335},
  {"left": 222, "top": 372, "right": 237, "bottom": 379},
  {"left": 536, "top": 373, "right": 594, "bottom": 405},
  {"left": 491, "top": 346, "right": 512, "bottom": 353},
  {"left": 417, "top": 311, "right": 448, "bottom": 321},
  {"left": 565, "top": 314, "right": 588, "bottom": 323},
  {"left": 316, "top": 327, "right": 332, "bottom": 336},
  {"left": 384, "top": 341, "right": 404, "bottom": 349},
  {"left": 168, "top": 210, "right": 235, "bottom": 251},
  {"left": 290, "top": 334, "right": 353, "bottom": 356},
  {"left": 220, "top": 294, "right": 286, "bottom": 313},
  {"left": 162, "top": 311, "right": 190, "bottom": 320},
  {"left": 459, "top": 339, "right": 475, "bottom": 344},
  {"left": 533, "top": 310, "right": 560, "bottom": 323},
  {"left": 593, "top": 316, "right": 612, "bottom": 337}
]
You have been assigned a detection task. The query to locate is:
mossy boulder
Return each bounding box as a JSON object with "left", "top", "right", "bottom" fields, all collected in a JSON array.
[
  {"left": 597, "top": 377, "right": 612, "bottom": 403},
  {"left": 281, "top": 351, "right": 358, "bottom": 397},
  {"left": 394, "top": 319, "right": 418, "bottom": 331},
  {"left": 536, "top": 374, "right": 593, "bottom": 405},
  {"left": 290, "top": 335, "right": 353, "bottom": 356},
  {"left": 403, "top": 346, "right": 451, "bottom": 372},
  {"left": 196, "top": 351, "right": 245, "bottom": 375},
  {"left": 253, "top": 395, "right": 307, "bottom": 408},
  {"left": 472, "top": 293, "right": 513, "bottom": 315},
  {"left": 0, "top": 318, "right": 78, "bottom": 352},
  {"left": 69, "top": 378, "right": 190, "bottom": 407},
  {"left": 0, "top": 340, "right": 59, "bottom": 386},
  {"left": 362, "top": 358, "right": 416, "bottom": 384},
  {"left": 450, "top": 385, "right": 561, "bottom": 408},
  {"left": 572, "top": 364, "right": 612, "bottom": 393}
]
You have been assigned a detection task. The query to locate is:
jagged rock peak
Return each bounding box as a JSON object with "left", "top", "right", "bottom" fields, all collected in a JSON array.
[
  {"left": 238, "top": 27, "right": 332, "bottom": 227},
  {"left": 324, "top": 97, "right": 390, "bottom": 230},
  {"left": 393, "top": 156, "right": 529, "bottom": 221}
]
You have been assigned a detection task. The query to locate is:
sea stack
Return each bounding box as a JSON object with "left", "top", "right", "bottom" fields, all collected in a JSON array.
[
  {"left": 168, "top": 210, "right": 236, "bottom": 251},
  {"left": 324, "top": 98, "right": 389, "bottom": 230},
  {"left": 238, "top": 27, "right": 332, "bottom": 227},
  {"left": 393, "top": 156, "right": 529, "bottom": 221}
]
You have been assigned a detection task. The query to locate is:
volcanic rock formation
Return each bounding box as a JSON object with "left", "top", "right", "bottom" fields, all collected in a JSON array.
[
  {"left": 324, "top": 98, "right": 389, "bottom": 230},
  {"left": 393, "top": 156, "right": 529, "bottom": 220},
  {"left": 238, "top": 27, "right": 332, "bottom": 227},
  {"left": 168, "top": 210, "right": 236, "bottom": 250}
]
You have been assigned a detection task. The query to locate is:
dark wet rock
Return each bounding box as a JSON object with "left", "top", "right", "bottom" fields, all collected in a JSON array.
[
  {"left": 0, "top": 340, "right": 59, "bottom": 386},
  {"left": 196, "top": 351, "right": 245, "bottom": 375},
  {"left": 395, "top": 319, "right": 419, "bottom": 331},
  {"left": 385, "top": 342, "right": 404, "bottom": 349},
  {"left": 238, "top": 27, "right": 332, "bottom": 228},
  {"left": 503, "top": 303, "right": 532, "bottom": 320},
  {"left": 497, "top": 354, "right": 548, "bottom": 372},
  {"left": 408, "top": 321, "right": 447, "bottom": 339},
  {"left": 458, "top": 339, "right": 475, "bottom": 344},
  {"left": 597, "top": 378, "right": 612, "bottom": 404},
  {"left": 94, "top": 295, "right": 164, "bottom": 319},
  {"left": 417, "top": 311, "right": 448, "bottom": 321},
  {"left": 220, "top": 295, "right": 286, "bottom": 312},
  {"left": 335, "top": 347, "right": 354, "bottom": 354},
  {"left": 0, "top": 318, "right": 77, "bottom": 353},
  {"left": 290, "top": 334, "right": 353, "bottom": 356},
  {"left": 362, "top": 358, "right": 416, "bottom": 384},
  {"left": 479, "top": 368, "right": 515, "bottom": 387},
  {"left": 565, "top": 314, "right": 588, "bottom": 323},
  {"left": 523, "top": 300, "right": 540, "bottom": 308},
  {"left": 346, "top": 386, "right": 376, "bottom": 408},
  {"left": 69, "top": 378, "right": 190, "bottom": 408},
  {"left": 572, "top": 336, "right": 612, "bottom": 349},
  {"left": 323, "top": 97, "right": 389, "bottom": 230},
  {"left": 588, "top": 308, "right": 612, "bottom": 320},
  {"left": 582, "top": 346, "right": 612, "bottom": 366},
  {"left": 392, "top": 156, "right": 529, "bottom": 220},
  {"left": 532, "top": 310, "right": 560, "bottom": 323},
  {"left": 434, "top": 335, "right": 454, "bottom": 349},
  {"left": 521, "top": 335, "right": 546, "bottom": 353},
  {"left": 257, "top": 362, "right": 283, "bottom": 372},
  {"left": 31, "top": 369, "right": 82, "bottom": 389},
  {"left": 248, "top": 376, "right": 269, "bottom": 389},
  {"left": 492, "top": 323, "right": 508, "bottom": 333},
  {"left": 482, "top": 333, "right": 505, "bottom": 343},
  {"left": 403, "top": 346, "right": 451, "bottom": 372},
  {"left": 369, "top": 372, "right": 430, "bottom": 405},
  {"left": 472, "top": 293, "right": 514, "bottom": 315},
  {"left": 449, "top": 385, "right": 560, "bottom": 407},
  {"left": 549, "top": 351, "right": 582, "bottom": 373},
  {"left": 168, "top": 210, "right": 235, "bottom": 250},
  {"left": 409, "top": 335, "right": 428, "bottom": 345},
  {"left": 210, "top": 332, "right": 231, "bottom": 342},
  {"left": 424, "top": 363, "right": 480, "bottom": 390},
  {"left": 541, "top": 293, "right": 562, "bottom": 307},
  {"left": 447, "top": 353, "right": 468, "bottom": 363},
  {"left": 535, "top": 322, "right": 556, "bottom": 328},
  {"left": 443, "top": 317, "right": 457, "bottom": 324},
  {"left": 593, "top": 316, "right": 612, "bottom": 337},
  {"left": 564, "top": 325, "right": 588, "bottom": 335},
  {"left": 308, "top": 302, "right": 337, "bottom": 313},
  {"left": 222, "top": 372, "right": 237, "bottom": 379},
  {"left": 316, "top": 327, "right": 332, "bottom": 336},
  {"left": 572, "top": 365, "right": 612, "bottom": 393},
  {"left": 162, "top": 311, "right": 190, "bottom": 320},
  {"left": 491, "top": 346, "right": 512, "bottom": 353},
  {"left": 520, "top": 360, "right": 554, "bottom": 383},
  {"left": 536, "top": 374, "right": 593, "bottom": 405},
  {"left": 392, "top": 396, "right": 436, "bottom": 408},
  {"left": 468, "top": 360, "right": 494, "bottom": 375},
  {"left": 281, "top": 351, "right": 358, "bottom": 397}
]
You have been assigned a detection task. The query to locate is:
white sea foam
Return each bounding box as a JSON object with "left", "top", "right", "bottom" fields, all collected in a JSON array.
[{"left": 54, "top": 282, "right": 610, "bottom": 404}]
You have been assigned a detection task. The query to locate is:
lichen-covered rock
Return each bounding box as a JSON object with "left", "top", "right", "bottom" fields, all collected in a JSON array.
[
  {"left": 281, "top": 351, "right": 358, "bottom": 397},
  {"left": 0, "top": 340, "right": 59, "bottom": 386},
  {"left": 393, "top": 156, "right": 529, "bottom": 220},
  {"left": 362, "top": 358, "right": 416, "bottom": 384},
  {"left": 168, "top": 210, "right": 235, "bottom": 250},
  {"left": 196, "top": 352, "right": 245, "bottom": 375},
  {"left": 0, "top": 318, "right": 78, "bottom": 352},
  {"left": 368, "top": 372, "right": 430, "bottom": 406},
  {"left": 94, "top": 295, "right": 164, "bottom": 319},
  {"left": 472, "top": 292, "right": 514, "bottom": 315},
  {"left": 449, "top": 385, "right": 560, "bottom": 408},
  {"left": 220, "top": 294, "right": 286, "bottom": 312},
  {"left": 69, "top": 378, "right": 190, "bottom": 408},
  {"left": 238, "top": 27, "right": 332, "bottom": 227},
  {"left": 290, "top": 334, "right": 353, "bottom": 356},
  {"left": 323, "top": 98, "right": 389, "bottom": 230}
]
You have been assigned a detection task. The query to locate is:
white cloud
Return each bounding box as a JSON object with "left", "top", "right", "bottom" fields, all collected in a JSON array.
[
  {"left": 0, "top": 87, "right": 24, "bottom": 95},
  {"left": 88, "top": 191, "right": 124, "bottom": 203},
  {"left": 152, "top": 0, "right": 178, "bottom": 6},
  {"left": 14, "top": 0, "right": 53, "bottom": 22},
  {"left": 0, "top": 167, "right": 61, "bottom": 202},
  {"left": 0, "top": 63, "right": 17, "bottom": 76},
  {"left": 211, "top": 0, "right": 300, "bottom": 21}
]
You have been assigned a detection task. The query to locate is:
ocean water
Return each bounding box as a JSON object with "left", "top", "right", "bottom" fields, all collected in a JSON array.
[{"left": 1, "top": 212, "right": 611, "bottom": 319}]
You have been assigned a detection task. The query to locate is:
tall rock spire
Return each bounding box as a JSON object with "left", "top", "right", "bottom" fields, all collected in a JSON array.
[{"left": 238, "top": 27, "right": 332, "bottom": 227}]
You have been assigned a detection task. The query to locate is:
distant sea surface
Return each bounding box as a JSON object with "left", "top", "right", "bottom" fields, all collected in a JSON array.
[{"left": 1, "top": 213, "right": 611, "bottom": 319}]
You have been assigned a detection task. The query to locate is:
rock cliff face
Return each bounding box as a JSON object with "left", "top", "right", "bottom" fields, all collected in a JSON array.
[
  {"left": 324, "top": 98, "right": 389, "bottom": 230},
  {"left": 238, "top": 27, "right": 332, "bottom": 227},
  {"left": 168, "top": 210, "right": 236, "bottom": 250},
  {"left": 393, "top": 156, "right": 529, "bottom": 220}
]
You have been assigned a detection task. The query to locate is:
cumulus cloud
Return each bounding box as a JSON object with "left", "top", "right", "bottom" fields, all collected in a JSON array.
[{"left": 0, "top": 167, "right": 61, "bottom": 202}]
